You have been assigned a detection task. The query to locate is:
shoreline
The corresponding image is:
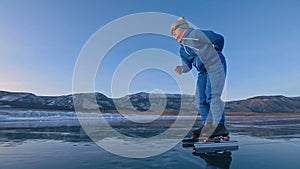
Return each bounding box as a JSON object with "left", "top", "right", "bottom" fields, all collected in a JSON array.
[
  {"left": 1, "top": 108, "right": 300, "bottom": 117},
  {"left": 225, "top": 112, "right": 300, "bottom": 117}
]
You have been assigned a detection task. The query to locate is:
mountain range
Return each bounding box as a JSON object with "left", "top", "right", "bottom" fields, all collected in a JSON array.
[{"left": 1, "top": 91, "right": 300, "bottom": 113}]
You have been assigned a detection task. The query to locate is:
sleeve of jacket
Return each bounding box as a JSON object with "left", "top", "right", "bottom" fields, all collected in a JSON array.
[{"left": 179, "top": 46, "right": 193, "bottom": 73}]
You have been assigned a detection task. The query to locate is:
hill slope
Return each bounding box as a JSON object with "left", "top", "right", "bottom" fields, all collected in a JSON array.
[{"left": 1, "top": 91, "right": 300, "bottom": 113}]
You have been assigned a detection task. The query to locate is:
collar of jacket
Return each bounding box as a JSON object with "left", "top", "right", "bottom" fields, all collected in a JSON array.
[
  {"left": 180, "top": 28, "right": 194, "bottom": 43},
  {"left": 180, "top": 28, "right": 201, "bottom": 51}
]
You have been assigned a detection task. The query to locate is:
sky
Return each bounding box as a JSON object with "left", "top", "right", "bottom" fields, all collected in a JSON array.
[{"left": 0, "top": 0, "right": 300, "bottom": 101}]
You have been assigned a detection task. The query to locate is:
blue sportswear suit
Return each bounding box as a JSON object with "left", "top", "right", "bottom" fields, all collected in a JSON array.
[{"left": 179, "top": 28, "right": 227, "bottom": 124}]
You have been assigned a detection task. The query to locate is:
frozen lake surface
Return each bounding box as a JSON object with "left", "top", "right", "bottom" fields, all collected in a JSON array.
[{"left": 0, "top": 109, "right": 300, "bottom": 169}]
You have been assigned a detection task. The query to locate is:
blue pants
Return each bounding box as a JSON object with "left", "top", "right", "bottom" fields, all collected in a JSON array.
[{"left": 195, "top": 53, "right": 227, "bottom": 124}]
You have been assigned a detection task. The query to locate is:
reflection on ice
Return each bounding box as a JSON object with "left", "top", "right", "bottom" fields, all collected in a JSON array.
[
  {"left": 0, "top": 109, "right": 199, "bottom": 122},
  {"left": 1, "top": 109, "right": 300, "bottom": 145},
  {"left": 192, "top": 151, "right": 233, "bottom": 169},
  {"left": 1, "top": 109, "right": 300, "bottom": 169}
]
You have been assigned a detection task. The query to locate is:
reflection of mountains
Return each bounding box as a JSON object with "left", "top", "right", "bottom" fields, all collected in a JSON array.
[
  {"left": 0, "top": 126, "right": 91, "bottom": 145},
  {"left": 0, "top": 120, "right": 189, "bottom": 146},
  {"left": 227, "top": 116, "right": 300, "bottom": 139},
  {"left": 1, "top": 91, "right": 300, "bottom": 113}
]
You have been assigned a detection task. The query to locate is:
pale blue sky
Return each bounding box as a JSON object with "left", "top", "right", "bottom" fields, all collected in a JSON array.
[{"left": 0, "top": 0, "right": 300, "bottom": 101}]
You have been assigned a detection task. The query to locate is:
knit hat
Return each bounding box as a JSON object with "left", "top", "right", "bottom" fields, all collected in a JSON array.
[{"left": 170, "top": 17, "right": 189, "bottom": 33}]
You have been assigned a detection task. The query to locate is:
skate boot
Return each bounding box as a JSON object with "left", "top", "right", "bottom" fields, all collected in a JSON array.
[
  {"left": 191, "top": 125, "right": 204, "bottom": 140},
  {"left": 182, "top": 125, "right": 205, "bottom": 142},
  {"left": 201, "top": 124, "right": 230, "bottom": 142}
]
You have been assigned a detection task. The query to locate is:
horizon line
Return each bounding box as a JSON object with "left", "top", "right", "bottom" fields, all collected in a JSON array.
[{"left": 0, "top": 90, "right": 298, "bottom": 102}]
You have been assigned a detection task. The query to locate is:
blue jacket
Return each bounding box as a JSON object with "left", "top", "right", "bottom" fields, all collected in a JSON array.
[{"left": 180, "top": 28, "right": 225, "bottom": 73}]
